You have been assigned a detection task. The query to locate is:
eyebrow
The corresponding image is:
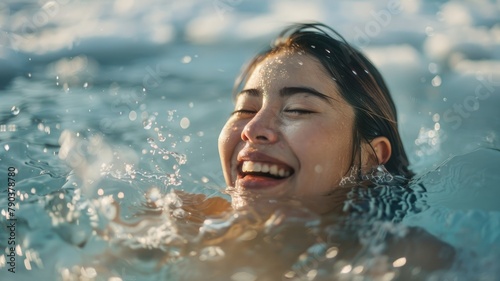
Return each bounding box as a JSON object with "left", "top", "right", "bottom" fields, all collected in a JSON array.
[
  {"left": 237, "top": 88, "right": 260, "bottom": 97},
  {"left": 236, "top": 87, "right": 334, "bottom": 104},
  {"left": 280, "top": 87, "right": 333, "bottom": 104}
]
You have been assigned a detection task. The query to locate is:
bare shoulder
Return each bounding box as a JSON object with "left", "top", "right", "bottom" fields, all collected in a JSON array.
[
  {"left": 385, "top": 226, "right": 455, "bottom": 272},
  {"left": 175, "top": 190, "right": 232, "bottom": 223}
]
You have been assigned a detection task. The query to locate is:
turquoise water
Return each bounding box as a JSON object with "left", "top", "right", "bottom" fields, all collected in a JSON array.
[{"left": 1, "top": 0, "right": 500, "bottom": 280}]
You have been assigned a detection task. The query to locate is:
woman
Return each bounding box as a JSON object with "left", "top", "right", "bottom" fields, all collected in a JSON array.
[
  {"left": 218, "top": 22, "right": 412, "bottom": 214},
  {"left": 197, "top": 22, "right": 454, "bottom": 278}
]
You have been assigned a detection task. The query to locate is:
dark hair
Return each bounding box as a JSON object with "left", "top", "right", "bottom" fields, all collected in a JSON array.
[{"left": 233, "top": 22, "right": 413, "bottom": 178}]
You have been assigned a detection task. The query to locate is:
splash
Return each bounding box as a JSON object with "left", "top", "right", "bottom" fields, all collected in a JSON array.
[
  {"left": 339, "top": 164, "right": 395, "bottom": 187},
  {"left": 147, "top": 137, "right": 187, "bottom": 165}
]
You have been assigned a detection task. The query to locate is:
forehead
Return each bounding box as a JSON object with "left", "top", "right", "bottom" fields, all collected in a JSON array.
[{"left": 244, "top": 50, "right": 337, "bottom": 93}]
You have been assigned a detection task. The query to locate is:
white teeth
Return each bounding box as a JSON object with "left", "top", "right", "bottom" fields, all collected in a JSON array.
[
  {"left": 269, "top": 165, "right": 278, "bottom": 175},
  {"left": 253, "top": 162, "right": 262, "bottom": 172},
  {"left": 262, "top": 164, "right": 270, "bottom": 173},
  {"left": 241, "top": 161, "right": 291, "bottom": 178},
  {"left": 278, "top": 169, "right": 285, "bottom": 177},
  {"left": 242, "top": 161, "right": 252, "bottom": 172}
]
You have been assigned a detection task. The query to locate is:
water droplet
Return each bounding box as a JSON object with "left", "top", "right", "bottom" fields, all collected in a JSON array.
[
  {"left": 306, "top": 269, "right": 317, "bottom": 280},
  {"left": 352, "top": 70, "right": 357, "bottom": 75},
  {"left": 431, "top": 75, "right": 442, "bottom": 87},
  {"left": 27, "top": 73, "right": 32, "bottom": 78},
  {"left": 443, "top": 97, "right": 447, "bottom": 102},
  {"left": 199, "top": 246, "right": 225, "bottom": 261},
  {"left": 143, "top": 119, "right": 153, "bottom": 129},
  {"left": 340, "top": 265, "right": 352, "bottom": 274},
  {"left": 182, "top": 56, "right": 192, "bottom": 64},
  {"left": 175, "top": 152, "right": 187, "bottom": 164},
  {"left": 167, "top": 110, "right": 176, "bottom": 121},
  {"left": 180, "top": 117, "right": 190, "bottom": 129},
  {"left": 310, "top": 45, "right": 316, "bottom": 49},
  {"left": 189, "top": 102, "right": 194, "bottom": 108},
  {"left": 83, "top": 82, "right": 89, "bottom": 88},
  {"left": 392, "top": 257, "right": 407, "bottom": 267},
  {"left": 129, "top": 110, "right": 137, "bottom": 121},
  {"left": 11, "top": 106, "right": 20, "bottom": 115},
  {"left": 183, "top": 136, "right": 190, "bottom": 142},
  {"left": 4, "top": 144, "right": 10, "bottom": 151},
  {"left": 432, "top": 113, "right": 440, "bottom": 122},
  {"left": 326, "top": 246, "right": 338, "bottom": 258},
  {"left": 147, "top": 137, "right": 155, "bottom": 144}
]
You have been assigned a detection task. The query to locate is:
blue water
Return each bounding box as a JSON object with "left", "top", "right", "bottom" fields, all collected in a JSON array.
[{"left": 1, "top": 0, "right": 500, "bottom": 280}]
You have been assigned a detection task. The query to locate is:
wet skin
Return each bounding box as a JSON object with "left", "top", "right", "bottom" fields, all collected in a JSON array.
[
  {"left": 218, "top": 51, "right": 364, "bottom": 214},
  {"left": 213, "top": 50, "right": 454, "bottom": 275}
]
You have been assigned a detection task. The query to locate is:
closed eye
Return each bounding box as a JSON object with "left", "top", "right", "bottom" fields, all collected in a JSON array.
[
  {"left": 231, "top": 109, "right": 257, "bottom": 116},
  {"left": 284, "top": 109, "right": 315, "bottom": 115}
]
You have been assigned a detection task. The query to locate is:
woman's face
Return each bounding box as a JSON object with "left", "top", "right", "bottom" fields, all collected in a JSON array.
[{"left": 218, "top": 51, "right": 357, "bottom": 214}]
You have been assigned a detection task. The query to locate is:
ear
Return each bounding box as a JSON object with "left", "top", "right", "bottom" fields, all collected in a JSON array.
[{"left": 370, "top": 136, "right": 392, "bottom": 165}]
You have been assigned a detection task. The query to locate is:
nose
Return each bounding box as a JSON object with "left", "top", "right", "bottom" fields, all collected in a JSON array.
[{"left": 241, "top": 109, "right": 279, "bottom": 144}]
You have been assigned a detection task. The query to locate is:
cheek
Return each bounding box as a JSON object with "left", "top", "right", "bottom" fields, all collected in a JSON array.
[
  {"left": 218, "top": 120, "right": 243, "bottom": 160},
  {"left": 288, "top": 122, "right": 353, "bottom": 175}
]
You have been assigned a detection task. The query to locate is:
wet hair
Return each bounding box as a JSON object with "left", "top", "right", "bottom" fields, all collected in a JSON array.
[{"left": 233, "top": 22, "right": 413, "bottom": 178}]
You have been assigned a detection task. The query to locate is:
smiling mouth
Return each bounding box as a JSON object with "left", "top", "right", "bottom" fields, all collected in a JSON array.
[{"left": 238, "top": 161, "right": 294, "bottom": 180}]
